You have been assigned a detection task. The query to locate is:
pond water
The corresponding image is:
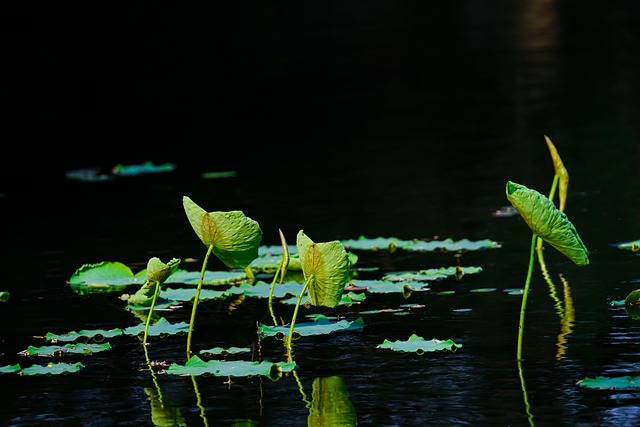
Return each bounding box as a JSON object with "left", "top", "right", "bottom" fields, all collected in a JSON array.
[{"left": 3, "top": 2, "right": 640, "bottom": 426}]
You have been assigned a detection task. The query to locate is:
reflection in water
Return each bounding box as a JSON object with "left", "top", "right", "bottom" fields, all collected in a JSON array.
[{"left": 308, "top": 376, "right": 357, "bottom": 427}]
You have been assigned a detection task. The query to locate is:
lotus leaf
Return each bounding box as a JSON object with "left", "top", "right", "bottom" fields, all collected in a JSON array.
[
  {"left": 297, "top": 230, "right": 350, "bottom": 308},
  {"left": 183, "top": 196, "right": 262, "bottom": 269},
  {"left": 505, "top": 181, "right": 589, "bottom": 266}
]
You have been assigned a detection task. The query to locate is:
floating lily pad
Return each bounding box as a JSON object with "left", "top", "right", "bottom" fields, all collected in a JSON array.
[
  {"left": 577, "top": 376, "right": 640, "bottom": 390},
  {"left": 166, "top": 355, "right": 295, "bottom": 380},
  {"left": 258, "top": 314, "right": 365, "bottom": 338},
  {"left": 377, "top": 334, "right": 461, "bottom": 354},
  {"left": 21, "top": 342, "right": 112, "bottom": 357},
  {"left": 69, "top": 261, "right": 145, "bottom": 295},
  {"left": 341, "top": 236, "right": 500, "bottom": 252},
  {"left": 123, "top": 318, "right": 189, "bottom": 337},
  {"left": 383, "top": 266, "right": 482, "bottom": 282},
  {"left": 20, "top": 362, "right": 85, "bottom": 376},
  {"left": 0, "top": 364, "right": 21, "bottom": 374},
  {"left": 352, "top": 279, "right": 417, "bottom": 294},
  {"left": 200, "top": 347, "right": 251, "bottom": 356},
  {"left": 45, "top": 328, "right": 124, "bottom": 343}
]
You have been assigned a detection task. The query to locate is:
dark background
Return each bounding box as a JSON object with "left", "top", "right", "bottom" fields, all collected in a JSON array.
[{"left": 5, "top": 1, "right": 639, "bottom": 189}]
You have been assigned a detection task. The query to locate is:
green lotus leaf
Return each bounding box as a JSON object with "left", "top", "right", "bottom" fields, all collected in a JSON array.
[
  {"left": 146, "top": 257, "right": 181, "bottom": 285},
  {"left": 297, "top": 230, "right": 350, "bottom": 308},
  {"left": 377, "top": 334, "right": 461, "bottom": 354},
  {"left": 577, "top": 376, "right": 640, "bottom": 390},
  {"left": 20, "top": 362, "right": 84, "bottom": 376},
  {"left": 166, "top": 355, "right": 296, "bottom": 380},
  {"left": 257, "top": 314, "right": 365, "bottom": 338},
  {"left": 505, "top": 181, "right": 589, "bottom": 266},
  {"left": 183, "top": 196, "right": 263, "bottom": 269},
  {"left": 23, "top": 342, "right": 112, "bottom": 357}
]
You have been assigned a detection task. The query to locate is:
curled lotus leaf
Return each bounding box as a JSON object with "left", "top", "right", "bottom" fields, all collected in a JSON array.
[
  {"left": 505, "top": 181, "right": 589, "bottom": 266},
  {"left": 183, "top": 196, "right": 262, "bottom": 269},
  {"left": 146, "top": 257, "right": 181, "bottom": 285}
]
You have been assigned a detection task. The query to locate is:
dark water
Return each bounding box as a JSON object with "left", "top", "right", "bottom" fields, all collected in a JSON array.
[{"left": 3, "top": 2, "right": 640, "bottom": 426}]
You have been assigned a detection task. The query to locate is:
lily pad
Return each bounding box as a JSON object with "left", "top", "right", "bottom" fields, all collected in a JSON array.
[
  {"left": 123, "top": 318, "right": 190, "bottom": 337},
  {"left": 383, "top": 266, "right": 482, "bottom": 282},
  {"left": 20, "top": 362, "right": 85, "bottom": 376},
  {"left": 577, "top": 376, "right": 640, "bottom": 390},
  {"left": 258, "top": 314, "right": 365, "bottom": 338},
  {"left": 21, "top": 342, "right": 112, "bottom": 357},
  {"left": 69, "top": 261, "right": 145, "bottom": 295},
  {"left": 45, "top": 328, "right": 124, "bottom": 343},
  {"left": 166, "top": 355, "right": 296, "bottom": 380},
  {"left": 341, "top": 236, "right": 501, "bottom": 252},
  {"left": 377, "top": 334, "right": 461, "bottom": 354}
]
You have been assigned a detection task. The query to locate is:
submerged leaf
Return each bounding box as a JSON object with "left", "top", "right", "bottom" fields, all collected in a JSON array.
[
  {"left": 505, "top": 181, "right": 589, "bottom": 266},
  {"left": 183, "top": 196, "right": 263, "bottom": 269},
  {"left": 297, "top": 230, "right": 350, "bottom": 308}
]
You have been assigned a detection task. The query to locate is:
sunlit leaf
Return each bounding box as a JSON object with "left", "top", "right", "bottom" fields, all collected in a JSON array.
[
  {"left": 183, "top": 196, "right": 263, "bottom": 269},
  {"left": 308, "top": 376, "right": 357, "bottom": 427},
  {"left": 544, "top": 135, "right": 569, "bottom": 212},
  {"left": 297, "top": 230, "right": 350, "bottom": 308},
  {"left": 377, "top": 334, "right": 461, "bottom": 354},
  {"left": 146, "top": 257, "right": 181, "bottom": 285},
  {"left": 505, "top": 181, "right": 589, "bottom": 266},
  {"left": 577, "top": 376, "right": 640, "bottom": 390},
  {"left": 166, "top": 355, "right": 296, "bottom": 380},
  {"left": 257, "top": 314, "right": 365, "bottom": 338},
  {"left": 69, "top": 261, "right": 145, "bottom": 295}
]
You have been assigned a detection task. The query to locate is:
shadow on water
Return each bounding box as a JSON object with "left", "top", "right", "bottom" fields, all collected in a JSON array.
[{"left": 2, "top": 1, "right": 640, "bottom": 426}]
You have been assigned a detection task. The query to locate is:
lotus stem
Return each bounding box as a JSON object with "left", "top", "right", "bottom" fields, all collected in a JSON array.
[
  {"left": 285, "top": 277, "right": 312, "bottom": 363},
  {"left": 186, "top": 244, "right": 214, "bottom": 360}
]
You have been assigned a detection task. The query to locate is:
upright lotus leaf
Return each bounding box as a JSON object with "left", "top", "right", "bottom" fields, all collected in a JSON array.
[
  {"left": 544, "top": 135, "right": 569, "bottom": 211},
  {"left": 183, "top": 196, "right": 262, "bottom": 269},
  {"left": 506, "top": 181, "right": 589, "bottom": 266},
  {"left": 296, "top": 230, "right": 350, "bottom": 308}
]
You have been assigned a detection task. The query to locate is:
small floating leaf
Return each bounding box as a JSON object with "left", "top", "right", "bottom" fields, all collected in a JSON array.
[
  {"left": 577, "top": 376, "right": 640, "bottom": 390},
  {"left": 183, "top": 196, "right": 263, "bottom": 269},
  {"left": 377, "top": 334, "right": 461, "bottom": 354},
  {"left": 505, "top": 181, "right": 589, "bottom": 266},
  {"left": 297, "top": 230, "right": 350, "bottom": 308},
  {"left": 0, "top": 364, "right": 21, "bottom": 374}
]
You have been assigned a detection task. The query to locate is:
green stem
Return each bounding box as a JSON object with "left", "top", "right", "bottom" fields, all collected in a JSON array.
[
  {"left": 285, "top": 277, "right": 312, "bottom": 363},
  {"left": 268, "top": 260, "right": 284, "bottom": 326},
  {"left": 186, "top": 244, "right": 214, "bottom": 361},
  {"left": 517, "top": 234, "right": 537, "bottom": 361},
  {"left": 517, "top": 234, "right": 538, "bottom": 427},
  {"left": 143, "top": 281, "right": 160, "bottom": 347}
]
